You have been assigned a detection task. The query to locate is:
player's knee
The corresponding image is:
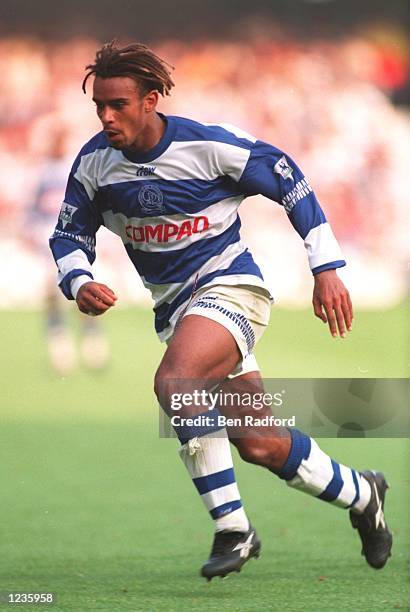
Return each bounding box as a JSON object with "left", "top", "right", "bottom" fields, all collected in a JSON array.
[
  {"left": 153, "top": 366, "right": 167, "bottom": 406},
  {"left": 154, "top": 364, "right": 182, "bottom": 410}
]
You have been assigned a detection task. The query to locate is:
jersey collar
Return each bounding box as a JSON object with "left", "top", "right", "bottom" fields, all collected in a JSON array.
[{"left": 121, "top": 113, "right": 175, "bottom": 163}]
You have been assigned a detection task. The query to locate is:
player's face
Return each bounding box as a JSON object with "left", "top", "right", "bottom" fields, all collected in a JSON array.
[{"left": 92, "top": 76, "right": 157, "bottom": 150}]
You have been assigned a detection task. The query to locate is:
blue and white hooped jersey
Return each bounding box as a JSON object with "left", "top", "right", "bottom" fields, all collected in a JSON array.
[{"left": 49, "top": 114, "right": 345, "bottom": 340}]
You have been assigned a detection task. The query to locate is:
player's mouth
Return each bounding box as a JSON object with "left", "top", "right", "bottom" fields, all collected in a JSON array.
[{"left": 104, "top": 129, "right": 122, "bottom": 140}]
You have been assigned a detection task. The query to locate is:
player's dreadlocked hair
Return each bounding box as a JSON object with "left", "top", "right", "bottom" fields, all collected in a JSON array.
[{"left": 82, "top": 40, "right": 175, "bottom": 96}]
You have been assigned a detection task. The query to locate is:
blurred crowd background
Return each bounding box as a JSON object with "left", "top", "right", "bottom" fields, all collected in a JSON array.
[{"left": 0, "top": 0, "right": 408, "bottom": 309}]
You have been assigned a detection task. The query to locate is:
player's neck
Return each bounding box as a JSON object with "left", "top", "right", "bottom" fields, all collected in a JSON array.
[{"left": 128, "top": 113, "right": 166, "bottom": 153}]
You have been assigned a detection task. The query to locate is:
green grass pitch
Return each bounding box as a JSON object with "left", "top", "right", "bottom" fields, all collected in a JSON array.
[{"left": 0, "top": 305, "right": 408, "bottom": 610}]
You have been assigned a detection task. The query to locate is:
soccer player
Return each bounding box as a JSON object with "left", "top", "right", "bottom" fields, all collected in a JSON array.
[{"left": 49, "top": 41, "right": 392, "bottom": 580}]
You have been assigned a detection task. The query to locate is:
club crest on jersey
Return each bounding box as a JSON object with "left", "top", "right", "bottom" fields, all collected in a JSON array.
[
  {"left": 138, "top": 184, "right": 164, "bottom": 214},
  {"left": 59, "top": 203, "right": 78, "bottom": 229},
  {"left": 274, "top": 156, "right": 294, "bottom": 182}
]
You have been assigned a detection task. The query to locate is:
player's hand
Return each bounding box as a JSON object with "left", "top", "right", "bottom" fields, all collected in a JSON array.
[
  {"left": 312, "top": 269, "right": 353, "bottom": 338},
  {"left": 76, "top": 281, "right": 118, "bottom": 316}
]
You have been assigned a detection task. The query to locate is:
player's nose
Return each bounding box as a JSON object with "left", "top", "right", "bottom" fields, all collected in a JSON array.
[{"left": 101, "top": 107, "right": 115, "bottom": 125}]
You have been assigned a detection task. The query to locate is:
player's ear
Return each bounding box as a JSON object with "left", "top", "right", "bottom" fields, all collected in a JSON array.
[{"left": 144, "top": 90, "right": 159, "bottom": 113}]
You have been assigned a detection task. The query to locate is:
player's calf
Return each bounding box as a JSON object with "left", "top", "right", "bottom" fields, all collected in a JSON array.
[{"left": 232, "top": 435, "right": 291, "bottom": 472}]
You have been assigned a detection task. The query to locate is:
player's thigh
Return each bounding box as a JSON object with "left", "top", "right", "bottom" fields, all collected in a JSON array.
[
  {"left": 156, "top": 313, "right": 241, "bottom": 383},
  {"left": 218, "top": 370, "right": 276, "bottom": 425}
]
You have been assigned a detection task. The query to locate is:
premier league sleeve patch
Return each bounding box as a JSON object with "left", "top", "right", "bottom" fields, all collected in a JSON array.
[
  {"left": 273, "top": 156, "right": 294, "bottom": 182},
  {"left": 59, "top": 203, "right": 78, "bottom": 229}
]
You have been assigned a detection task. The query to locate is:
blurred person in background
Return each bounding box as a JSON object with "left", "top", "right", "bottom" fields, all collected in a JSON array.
[{"left": 28, "top": 126, "right": 109, "bottom": 374}]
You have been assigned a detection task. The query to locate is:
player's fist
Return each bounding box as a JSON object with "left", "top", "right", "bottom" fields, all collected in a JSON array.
[{"left": 76, "top": 281, "right": 118, "bottom": 316}]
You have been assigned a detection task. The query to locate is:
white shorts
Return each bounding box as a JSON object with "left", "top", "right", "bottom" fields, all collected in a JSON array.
[{"left": 179, "top": 284, "right": 272, "bottom": 378}]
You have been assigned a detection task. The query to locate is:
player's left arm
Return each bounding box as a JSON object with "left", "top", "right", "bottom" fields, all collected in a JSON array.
[
  {"left": 312, "top": 268, "right": 353, "bottom": 338},
  {"left": 237, "top": 140, "right": 353, "bottom": 337}
]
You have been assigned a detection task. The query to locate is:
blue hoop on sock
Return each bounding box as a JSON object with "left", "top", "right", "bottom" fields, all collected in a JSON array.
[{"left": 277, "top": 428, "right": 311, "bottom": 481}]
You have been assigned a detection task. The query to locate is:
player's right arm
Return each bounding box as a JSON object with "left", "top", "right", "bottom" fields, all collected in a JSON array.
[
  {"left": 49, "top": 146, "right": 117, "bottom": 316},
  {"left": 75, "top": 280, "right": 117, "bottom": 316}
]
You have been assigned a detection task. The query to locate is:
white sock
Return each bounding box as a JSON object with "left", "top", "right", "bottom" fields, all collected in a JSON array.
[
  {"left": 179, "top": 431, "right": 250, "bottom": 532},
  {"left": 278, "top": 430, "right": 371, "bottom": 513}
]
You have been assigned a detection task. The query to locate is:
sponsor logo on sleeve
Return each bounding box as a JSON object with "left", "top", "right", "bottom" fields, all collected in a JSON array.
[
  {"left": 281, "top": 178, "right": 313, "bottom": 213},
  {"left": 59, "top": 203, "right": 78, "bottom": 229},
  {"left": 138, "top": 184, "right": 164, "bottom": 215},
  {"left": 274, "top": 156, "right": 294, "bottom": 182},
  {"left": 52, "top": 229, "right": 96, "bottom": 253}
]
